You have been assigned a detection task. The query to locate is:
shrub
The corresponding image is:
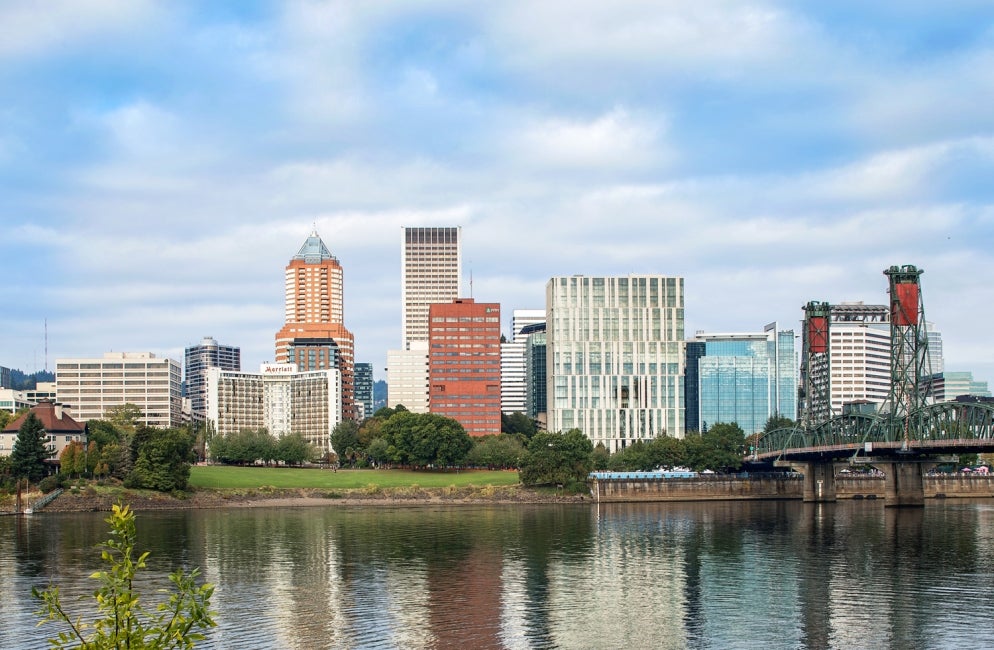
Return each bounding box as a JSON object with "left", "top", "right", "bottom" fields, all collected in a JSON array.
[{"left": 38, "top": 475, "right": 61, "bottom": 493}]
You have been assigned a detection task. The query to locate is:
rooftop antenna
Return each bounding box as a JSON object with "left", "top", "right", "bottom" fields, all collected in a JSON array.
[
  {"left": 469, "top": 264, "right": 474, "bottom": 299},
  {"left": 45, "top": 318, "right": 48, "bottom": 372}
]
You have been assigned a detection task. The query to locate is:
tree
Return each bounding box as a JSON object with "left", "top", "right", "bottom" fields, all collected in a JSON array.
[
  {"left": 106, "top": 403, "right": 144, "bottom": 432},
  {"left": 591, "top": 443, "right": 610, "bottom": 471},
  {"left": 275, "top": 434, "right": 316, "bottom": 466},
  {"left": 10, "top": 412, "right": 52, "bottom": 482},
  {"left": 501, "top": 412, "right": 537, "bottom": 439},
  {"left": 518, "top": 429, "right": 593, "bottom": 488},
  {"left": 466, "top": 434, "right": 526, "bottom": 469},
  {"left": 330, "top": 421, "right": 360, "bottom": 464},
  {"left": 380, "top": 411, "right": 474, "bottom": 468},
  {"left": 126, "top": 428, "right": 195, "bottom": 492},
  {"left": 684, "top": 422, "right": 746, "bottom": 472},
  {"left": 0, "top": 409, "right": 12, "bottom": 431},
  {"left": 59, "top": 441, "right": 88, "bottom": 478},
  {"left": 763, "top": 414, "right": 796, "bottom": 434},
  {"left": 34, "top": 502, "right": 216, "bottom": 648}
]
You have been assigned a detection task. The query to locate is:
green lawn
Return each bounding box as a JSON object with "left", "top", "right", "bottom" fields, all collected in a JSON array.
[{"left": 188, "top": 465, "right": 520, "bottom": 490}]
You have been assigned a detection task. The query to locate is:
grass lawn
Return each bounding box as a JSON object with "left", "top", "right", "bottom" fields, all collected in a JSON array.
[{"left": 189, "top": 465, "right": 520, "bottom": 490}]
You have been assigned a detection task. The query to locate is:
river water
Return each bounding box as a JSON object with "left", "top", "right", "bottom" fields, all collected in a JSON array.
[{"left": 3, "top": 499, "right": 994, "bottom": 649}]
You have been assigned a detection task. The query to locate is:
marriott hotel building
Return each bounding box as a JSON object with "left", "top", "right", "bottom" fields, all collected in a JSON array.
[{"left": 205, "top": 363, "right": 341, "bottom": 456}]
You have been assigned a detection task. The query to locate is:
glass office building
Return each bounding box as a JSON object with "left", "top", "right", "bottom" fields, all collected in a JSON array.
[{"left": 691, "top": 326, "right": 797, "bottom": 436}]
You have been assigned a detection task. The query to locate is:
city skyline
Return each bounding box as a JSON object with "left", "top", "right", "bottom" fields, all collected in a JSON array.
[{"left": 2, "top": 3, "right": 993, "bottom": 387}]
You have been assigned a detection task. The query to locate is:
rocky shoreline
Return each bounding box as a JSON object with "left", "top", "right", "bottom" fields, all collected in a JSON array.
[{"left": 5, "top": 485, "right": 588, "bottom": 514}]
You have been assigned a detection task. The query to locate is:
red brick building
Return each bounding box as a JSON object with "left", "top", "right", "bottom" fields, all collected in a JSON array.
[{"left": 428, "top": 299, "right": 501, "bottom": 436}]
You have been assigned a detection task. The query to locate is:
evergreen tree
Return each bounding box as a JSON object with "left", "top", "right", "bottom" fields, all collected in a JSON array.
[{"left": 10, "top": 412, "right": 52, "bottom": 482}]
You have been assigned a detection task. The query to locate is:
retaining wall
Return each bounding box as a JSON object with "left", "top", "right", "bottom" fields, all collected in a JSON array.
[{"left": 591, "top": 475, "right": 994, "bottom": 503}]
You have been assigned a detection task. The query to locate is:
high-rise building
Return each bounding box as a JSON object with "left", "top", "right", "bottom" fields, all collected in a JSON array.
[
  {"left": 184, "top": 336, "right": 240, "bottom": 421},
  {"left": 402, "top": 226, "right": 461, "bottom": 347},
  {"left": 803, "top": 302, "right": 891, "bottom": 423},
  {"left": 386, "top": 344, "right": 430, "bottom": 412},
  {"left": 354, "top": 362, "right": 373, "bottom": 420},
  {"left": 523, "top": 322, "right": 547, "bottom": 424},
  {"left": 55, "top": 352, "right": 183, "bottom": 428},
  {"left": 206, "top": 363, "right": 341, "bottom": 457},
  {"left": 388, "top": 226, "right": 462, "bottom": 411},
  {"left": 547, "top": 275, "right": 685, "bottom": 452},
  {"left": 0, "top": 365, "right": 10, "bottom": 389},
  {"left": 931, "top": 371, "right": 991, "bottom": 402},
  {"left": 501, "top": 309, "right": 546, "bottom": 414},
  {"left": 926, "top": 321, "right": 944, "bottom": 376},
  {"left": 274, "top": 230, "right": 356, "bottom": 421},
  {"left": 686, "top": 325, "right": 798, "bottom": 436},
  {"left": 428, "top": 299, "right": 501, "bottom": 436}
]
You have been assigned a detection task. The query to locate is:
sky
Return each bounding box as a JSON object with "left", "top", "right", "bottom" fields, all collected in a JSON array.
[{"left": 1, "top": 1, "right": 993, "bottom": 388}]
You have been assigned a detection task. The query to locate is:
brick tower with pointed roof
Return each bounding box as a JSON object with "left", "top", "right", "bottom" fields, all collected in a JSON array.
[{"left": 275, "top": 229, "right": 356, "bottom": 420}]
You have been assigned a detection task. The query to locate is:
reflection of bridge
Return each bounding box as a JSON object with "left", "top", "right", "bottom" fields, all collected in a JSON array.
[
  {"left": 755, "top": 401, "right": 994, "bottom": 505},
  {"left": 754, "top": 264, "right": 994, "bottom": 506}
]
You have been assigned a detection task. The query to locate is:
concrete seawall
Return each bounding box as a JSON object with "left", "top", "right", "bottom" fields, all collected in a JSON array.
[{"left": 591, "top": 475, "right": 994, "bottom": 503}]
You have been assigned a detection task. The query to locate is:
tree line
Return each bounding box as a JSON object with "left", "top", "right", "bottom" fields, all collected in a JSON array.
[{"left": 1, "top": 403, "right": 200, "bottom": 494}]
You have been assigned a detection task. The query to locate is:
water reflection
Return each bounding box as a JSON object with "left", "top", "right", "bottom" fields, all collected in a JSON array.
[{"left": 3, "top": 500, "right": 994, "bottom": 649}]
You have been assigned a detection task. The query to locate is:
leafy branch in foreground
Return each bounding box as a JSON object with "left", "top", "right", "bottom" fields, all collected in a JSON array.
[{"left": 33, "top": 502, "right": 216, "bottom": 649}]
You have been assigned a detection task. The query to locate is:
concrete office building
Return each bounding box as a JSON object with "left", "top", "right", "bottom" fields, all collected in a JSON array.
[
  {"left": 388, "top": 226, "right": 461, "bottom": 411},
  {"left": 686, "top": 325, "right": 798, "bottom": 436},
  {"left": 0, "top": 388, "right": 34, "bottom": 414},
  {"left": 0, "top": 365, "right": 10, "bottom": 389},
  {"left": 274, "top": 230, "right": 357, "bottom": 421},
  {"left": 354, "top": 362, "right": 373, "bottom": 420},
  {"left": 428, "top": 299, "right": 501, "bottom": 436},
  {"left": 547, "top": 275, "right": 685, "bottom": 452},
  {"left": 501, "top": 309, "right": 546, "bottom": 414},
  {"left": 55, "top": 352, "right": 183, "bottom": 428},
  {"left": 206, "top": 363, "right": 341, "bottom": 457},
  {"left": 184, "top": 336, "right": 240, "bottom": 421}
]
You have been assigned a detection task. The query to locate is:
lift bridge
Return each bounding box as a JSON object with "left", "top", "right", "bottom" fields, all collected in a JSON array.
[{"left": 754, "top": 265, "right": 994, "bottom": 506}]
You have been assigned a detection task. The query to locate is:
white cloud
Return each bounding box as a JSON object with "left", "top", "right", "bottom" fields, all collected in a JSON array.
[{"left": 0, "top": 0, "right": 162, "bottom": 60}]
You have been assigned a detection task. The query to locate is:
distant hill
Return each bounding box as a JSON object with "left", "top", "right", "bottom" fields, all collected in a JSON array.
[
  {"left": 373, "top": 379, "right": 387, "bottom": 410},
  {"left": 10, "top": 369, "right": 55, "bottom": 390}
]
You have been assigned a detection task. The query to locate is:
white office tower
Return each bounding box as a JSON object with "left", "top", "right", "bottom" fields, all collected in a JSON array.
[
  {"left": 388, "top": 227, "right": 461, "bottom": 411},
  {"left": 401, "top": 226, "right": 461, "bottom": 347},
  {"left": 926, "top": 322, "right": 944, "bottom": 376},
  {"left": 386, "top": 342, "right": 430, "bottom": 413},
  {"left": 547, "top": 275, "right": 685, "bottom": 452},
  {"left": 55, "top": 352, "right": 183, "bottom": 428},
  {"left": 820, "top": 302, "right": 892, "bottom": 418},
  {"left": 501, "top": 309, "right": 546, "bottom": 414}
]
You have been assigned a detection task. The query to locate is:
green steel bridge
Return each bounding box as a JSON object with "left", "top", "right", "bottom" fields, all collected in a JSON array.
[{"left": 755, "top": 401, "right": 994, "bottom": 463}]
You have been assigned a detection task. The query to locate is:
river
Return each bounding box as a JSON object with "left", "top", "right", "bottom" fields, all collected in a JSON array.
[{"left": 3, "top": 499, "right": 994, "bottom": 649}]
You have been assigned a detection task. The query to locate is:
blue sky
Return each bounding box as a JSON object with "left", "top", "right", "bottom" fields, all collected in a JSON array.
[{"left": 1, "top": 0, "right": 992, "bottom": 388}]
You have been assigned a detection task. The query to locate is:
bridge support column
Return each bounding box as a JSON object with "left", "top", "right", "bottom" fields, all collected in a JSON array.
[
  {"left": 800, "top": 462, "right": 837, "bottom": 503},
  {"left": 878, "top": 462, "right": 925, "bottom": 507}
]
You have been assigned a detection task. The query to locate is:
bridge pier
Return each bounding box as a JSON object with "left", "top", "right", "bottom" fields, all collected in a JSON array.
[
  {"left": 877, "top": 461, "right": 926, "bottom": 507},
  {"left": 800, "top": 462, "right": 837, "bottom": 503}
]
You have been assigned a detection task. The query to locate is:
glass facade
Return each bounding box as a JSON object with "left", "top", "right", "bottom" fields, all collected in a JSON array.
[{"left": 692, "top": 330, "right": 797, "bottom": 436}]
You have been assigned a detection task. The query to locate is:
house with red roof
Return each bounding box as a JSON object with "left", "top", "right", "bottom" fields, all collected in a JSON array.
[{"left": 0, "top": 400, "right": 87, "bottom": 462}]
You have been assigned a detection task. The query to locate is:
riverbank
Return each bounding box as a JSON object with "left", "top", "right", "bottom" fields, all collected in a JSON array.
[{"left": 3, "top": 483, "right": 587, "bottom": 514}]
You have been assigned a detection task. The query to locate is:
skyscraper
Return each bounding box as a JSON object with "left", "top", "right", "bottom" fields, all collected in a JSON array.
[
  {"left": 500, "top": 309, "right": 546, "bottom": 414},
  {"left": 388, "top": 226, "right": 462, "bottom": 412},
  {"left": 354, "top": 362, "right": 373, "bottom": 420},
  {"left": 401, "top": 226, "right": 461, "bottom": 347},
  {"left": 274, "top": 230, "right": 356, "bottom": 420},
  {"left": 547, "top": 275, "right": 685, "bottom": 452},
  {"left": 428, "top": 299, "right": 501, "bottom": 436},
  {"left": 802, "top": 302, "right": 890, "bottom": 423},
  {"left": 523, "top": 322, "right": 547, "bottom": 423},
  {"left": 184, "top": 336, "right": 240, "bottom": 421}
]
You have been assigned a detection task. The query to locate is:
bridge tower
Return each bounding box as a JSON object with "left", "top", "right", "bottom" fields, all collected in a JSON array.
[
  {"left": 801, "top": 301, "right": 832, "bottom": 428},
  {"left": 883, "top": 265, "right": 931, "bottom": 435}
]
